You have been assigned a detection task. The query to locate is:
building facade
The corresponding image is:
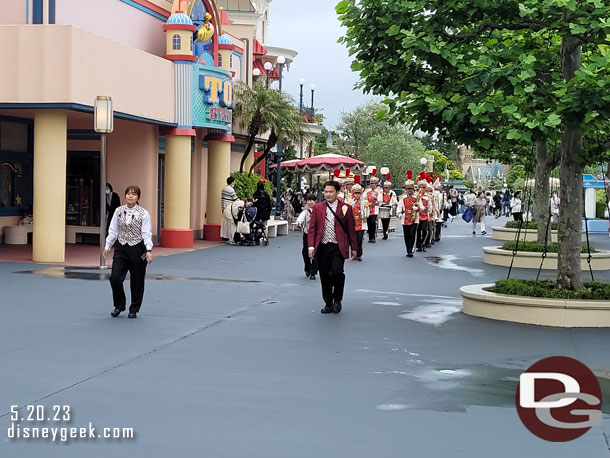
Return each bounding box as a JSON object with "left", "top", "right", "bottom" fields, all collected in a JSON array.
[{"left": 0, "top": 0, "right": 294, "bottom": 262}]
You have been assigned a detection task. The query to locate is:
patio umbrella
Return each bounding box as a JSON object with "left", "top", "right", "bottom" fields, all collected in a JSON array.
[{"left": 293, "top": 153, "right": 365, "bottom": 174}]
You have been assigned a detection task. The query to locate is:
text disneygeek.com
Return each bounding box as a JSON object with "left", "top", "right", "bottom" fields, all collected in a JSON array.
[{"left": 6, "top": 405, "right": 135, "bottom": 443}]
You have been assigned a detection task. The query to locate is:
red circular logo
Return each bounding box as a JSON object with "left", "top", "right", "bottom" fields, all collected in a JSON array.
[{"left": 516, "top": 356, "right": 602, "bottom": 442}]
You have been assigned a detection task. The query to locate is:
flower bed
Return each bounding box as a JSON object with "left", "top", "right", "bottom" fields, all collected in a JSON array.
[
  {"left": 489, "top": 279, "right": 610, "bottom": 300},
  {"left": 504, "top": 221, "right": 558, "bottom": 230},
  {"left": 501, "top": 241, "right": 594, "bottom": 253},
  {"left": 482, "top": 246, "right": 610, "bottom": 270}
]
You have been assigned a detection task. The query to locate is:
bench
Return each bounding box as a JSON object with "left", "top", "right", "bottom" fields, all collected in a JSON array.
[
  {"left": 267, "top": 218, "right": 289, "bottom": 238},
  {"left": 65, "top": 225, "right": 101, "bottom": 243},
  {"left": 4, "top": 225, "right": 33, "bottom": 245}
]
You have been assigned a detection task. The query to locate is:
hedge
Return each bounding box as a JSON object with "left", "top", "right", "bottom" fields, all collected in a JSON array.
[
  {"left": 501, "top": 241, "right": 594, "bottom": 253},
  {"left": 504, "top": 221, "right": 558, "bottom": 230},
  {"left": 489, "top": 279, "right": 610, "bottom": 300},
  {"left": 231, "top": 172, "right": 273, "bottom": 200}
]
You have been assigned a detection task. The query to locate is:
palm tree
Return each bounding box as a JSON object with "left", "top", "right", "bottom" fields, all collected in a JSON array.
[{"left": 233, "top": 80, "right": 306, "bottom": 174}]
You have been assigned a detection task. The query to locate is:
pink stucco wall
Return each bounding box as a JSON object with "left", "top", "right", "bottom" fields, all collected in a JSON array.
[
  {"left": 56, "top": 0, "right": 166, "bottom": 57},
  {"left": 0, "top": 2, "right": 27, "bottom": 25}
]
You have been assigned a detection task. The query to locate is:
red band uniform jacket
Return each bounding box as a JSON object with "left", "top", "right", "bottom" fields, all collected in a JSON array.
[{"left": 308, "top": 201, "right": 358, "bottom": 259}]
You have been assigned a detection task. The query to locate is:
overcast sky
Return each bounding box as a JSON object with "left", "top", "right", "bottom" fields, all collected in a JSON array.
[{"left": 268, "top": 0, "right": 378, "bottom": 128}]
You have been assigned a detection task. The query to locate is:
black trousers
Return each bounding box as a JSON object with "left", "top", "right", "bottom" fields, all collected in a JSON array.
[
  {"left": 110, "top": 242, "right": 148, "bottom": 313},
  {"left": 513, "top": 212, "right": 523, "bottom": 222},
  {"left": 402, "top": 224, "right": 417, "bottom": 254},
  {"left": 355, "top": 230, "right": 364, "bottom": 258},
  {"left": 366, "top": 215, "right": 377, "bottom": 241},
  {"left": 302, "top": 232, "right": 318, "bottom": 276},
  {"left": 435, "top": 221, "right": 442, "bottom": 241},
  {"left": 380, "top": 218, "right": 390, "bottom": 237},
  {"left": 317, "top": 243, "right": 346, "bottom": 306},
  {"left": 416, "top": 220, "right": 429, "bottom": 249},
  {"left": 426, "top": 220, "right": 435, "bottom": 245}
]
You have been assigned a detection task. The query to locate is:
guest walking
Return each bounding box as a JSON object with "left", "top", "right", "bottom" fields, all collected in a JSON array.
[
  {"left": 511, "top": 191, "right": 523, "bottom": 222},
  {"left": 472, "top": 191, "right": 487, "bottom": 235},
  {"left": 308, "top": 181, "right": 357, "bottom": 314},
  {"left": 296, "top": 194, "right": 318, "bottom": 279},
  {"left": 104, "top": 185, "right": 153, "bottom": 319},
  {"left": 105, "top": 183, "right": 120, "bottom": 235}
]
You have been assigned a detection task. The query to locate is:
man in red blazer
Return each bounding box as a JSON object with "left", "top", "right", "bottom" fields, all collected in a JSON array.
[{"left": 308, "top": 181, "right": 358, "bottom": 314}]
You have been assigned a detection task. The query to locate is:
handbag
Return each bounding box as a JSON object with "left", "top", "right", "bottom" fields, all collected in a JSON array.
[
  {"left": 237, "top": 213, "right": 251, "bottom": 234},
  {"left": 462, "top": 206, "right": 473, "bottom": 223}
]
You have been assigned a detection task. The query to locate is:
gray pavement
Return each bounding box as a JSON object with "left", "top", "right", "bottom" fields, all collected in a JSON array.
[{"left": 2, "top": 216, "right": 610, "bottom": 457}]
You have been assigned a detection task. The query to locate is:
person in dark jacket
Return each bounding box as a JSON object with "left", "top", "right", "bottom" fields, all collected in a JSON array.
[
  {"left": 252, "top": 181, "right": 272, "bottom": 225},
  {"left": 105, "top": 183, "right": 121, "bottom": 235}
]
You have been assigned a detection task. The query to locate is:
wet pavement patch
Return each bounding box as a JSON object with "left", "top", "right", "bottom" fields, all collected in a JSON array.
[
  {"left": 15, "top": 266, "right": 261, "bottom": 283},
  {"left": 424, "top": 255, "right": 485, "bottom": 276}
]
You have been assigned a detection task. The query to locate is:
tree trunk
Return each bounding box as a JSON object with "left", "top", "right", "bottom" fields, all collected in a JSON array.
[
  {"left": 534, "top": 142, "right": 552, "bottom": 244},
  {"left": 239, "top": 134, "right": 257, "bottom": 173},
  {"left": 557, "top": 37, "right": 584, "bottom": 291}
]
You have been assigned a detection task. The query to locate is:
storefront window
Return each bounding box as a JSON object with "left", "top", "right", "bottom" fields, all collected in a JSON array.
[{"left": 0, "top": 118, "right": 32, "bottom": 216}]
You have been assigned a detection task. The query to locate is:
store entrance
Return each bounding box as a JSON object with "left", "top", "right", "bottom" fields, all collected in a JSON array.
[{"left": 66, "top": 151, "right": 100, "bottom": 235}]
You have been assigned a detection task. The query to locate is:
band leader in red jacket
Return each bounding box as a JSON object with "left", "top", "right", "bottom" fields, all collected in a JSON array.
[{"left": 308, "top": 180, "right": 358, "bottom": 314}]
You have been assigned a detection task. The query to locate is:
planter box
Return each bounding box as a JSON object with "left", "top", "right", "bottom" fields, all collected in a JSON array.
[
  {"left": 483, "top": 246, "right": 610, "bottom": 270},
  {"left": 461, "top": 283, "right": 610, "bottom": 327},
  {"left": 491, "top": 226, "right": 586, "bottom": 242}
]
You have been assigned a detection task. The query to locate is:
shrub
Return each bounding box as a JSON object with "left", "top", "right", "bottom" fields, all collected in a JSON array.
[
  {"left": 501, "top": 241, "right": 594, "bottom": 253},
  {"left": 489, "top": 279, "right": 610, "bottom": 300},
  {"left": 231, "top": 172, "right": 273, "bottom": 200},
  {"left": 504, "top": 221, "right": 558, "bottom": 230}
]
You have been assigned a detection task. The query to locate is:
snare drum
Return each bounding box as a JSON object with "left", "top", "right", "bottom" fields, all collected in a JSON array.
[{"left": 379, "top": 205, "right": 391, "bottom": 219}]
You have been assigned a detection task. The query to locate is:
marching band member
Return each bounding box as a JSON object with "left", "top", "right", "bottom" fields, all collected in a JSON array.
[
  {"left": 415, "top": 172, "right": 430, "bottom": 252},
  {"left": 380, "top": 175, "right": 398, "bottom": 240},
  {"left": 433, "top": 178, "right": 445, "bottom": 242},
  {"left": 426, "top": 179, "right": 436, "bottom": 248},
  {"left": 396, "top": 171, "right": 418, "bottom": 257},
  {"left": 364, "top": 176, "right": 382, "bottom": 243},
  {"left": 349, "top": 184, "right": 365, "bottom": 261}
]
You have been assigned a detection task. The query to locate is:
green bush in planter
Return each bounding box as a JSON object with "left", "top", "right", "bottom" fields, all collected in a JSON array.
[
  {"left": 501, "top": 241, "right": 594, "bottom": 253},
  {"left": 489, "top": 279, "right": 610, "bottom": 300},
  {"left": 231, "top": 172, "right": 273, "bottom": 200},
  {"left": 504, "top": 221, "right": 558, "bottom": 230}
]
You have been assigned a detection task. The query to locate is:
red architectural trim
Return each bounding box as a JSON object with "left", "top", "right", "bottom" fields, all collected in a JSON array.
[
  {"left": 219, "top": 44, "right": 236, "bottom": 51},
  {"left": 161, "top": 228, "right": 194, "bottom": 248},
  {"left": 164, "top": 128, "right": 196, "bottom": 136},
  {"left": 163, "top": 54, "right": 197, "bottom": 62},
  {"left": 132, "top": 0, "right": 170, "bottom": 18},
  {"left": 203, "top": 224, "right": 221, "bottom": 241},
  {"left": 163, "top": 24, "right": 197, "bottom": 32},
  {"left": 233, "top": 46, "right": 244, "bottom": 54},
  {"left": 205, "top": 134, "right": 235, "bottom": 142}
]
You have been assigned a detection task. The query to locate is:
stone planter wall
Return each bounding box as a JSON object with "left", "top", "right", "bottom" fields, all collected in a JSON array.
[
  {"left": 491, "top": 227, "right": 586, "bottom": 242},
  {"left": 461, "top": 283, "right": 610, "bottom": 327},
  {"left": 482, "top": 246, "right": 610, "bottom": 271}
]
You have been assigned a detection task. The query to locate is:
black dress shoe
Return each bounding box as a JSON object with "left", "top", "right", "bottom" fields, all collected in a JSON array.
[
  {"left": 416, "top": 248, "right": 422, "bottom": 252},
  {"left": 370, "top": 239, "right": 376, "bottom": 243},
  {"left": 305, "top": 271, "right": 310, "bottom": 278},
  {"left": 321, "top": 305, "right": 334, "bottom": 314},
  {"left": 128, "top": 312, "right": 137, "bottom": 319},
  {"left": 383, "top": 235, "right": 388, "bottom": 240},
  {"left": 407, "top": 253, "right": 413, "bottom": 258},
  {"left": 309, "top": 274, "right": 316, "bottom": 280},
  {"left": 111, "top": 307, "right": 125, "bottom": 317},
  {"left": 333, "top": 301, "right": 342, "bottom": 314}
]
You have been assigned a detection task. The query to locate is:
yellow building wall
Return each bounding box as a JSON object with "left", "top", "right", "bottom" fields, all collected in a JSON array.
[
  {"left": 0, "top": 25, "right": 174, "bottom": 124},
  {"left": 106, "top": 120, "right": 159, "bottom": 239}
]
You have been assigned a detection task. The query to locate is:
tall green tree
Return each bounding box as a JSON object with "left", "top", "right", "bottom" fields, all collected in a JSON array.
[
  {"left": 338, "top": 0, "right": 610, "bottom": 290},
  {"left": 334, "top": 101, "right": 394, "bottom": 158},
  {"left": 233, "top": 81, "right": 305, "bottom": 174},
  {"left": 364, "top": 132, "right": 426, "bottom": 184}
]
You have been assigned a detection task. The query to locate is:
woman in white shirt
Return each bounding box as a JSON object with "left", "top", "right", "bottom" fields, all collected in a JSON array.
[
  {"left": 550, "top": 191, "right": 560, "bottom": 221},
  {"left": 104, "top": 185, "right": 153, "bottom": 319},
  {"left": 511, "top": 191, "right": 523, "bottom": 222}
]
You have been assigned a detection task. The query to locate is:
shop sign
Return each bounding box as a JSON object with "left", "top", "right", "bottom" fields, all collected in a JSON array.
[{"left": 193, "top": 65, "right": 233, "bottom": 130}]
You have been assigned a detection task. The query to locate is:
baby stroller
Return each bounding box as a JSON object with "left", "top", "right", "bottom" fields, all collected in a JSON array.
[{"left": 229, "top": 201, "right": 269, "bottom": 246}]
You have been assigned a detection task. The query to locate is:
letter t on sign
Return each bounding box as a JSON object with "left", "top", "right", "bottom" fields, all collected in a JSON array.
[{"left": 200, "top": 76, "right": 223, "bottom": 104}]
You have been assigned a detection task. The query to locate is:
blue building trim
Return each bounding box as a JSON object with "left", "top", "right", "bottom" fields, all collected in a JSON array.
[
  {"left": 119, "top": 0, "right": 167, "bottom": 21},
  {"left": 33, "top": 0, "right": 43, "bottom": 24},
  {"left": 0, "top": 103, "right": 176, "bottom": 128},
  {"left": 49, "top": 0, "right": 56, "bottom": 24}
]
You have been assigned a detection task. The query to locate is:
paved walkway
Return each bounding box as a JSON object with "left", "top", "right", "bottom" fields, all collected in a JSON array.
[{"left": 1, "top": 216, "right": 610, "bottom": 457}]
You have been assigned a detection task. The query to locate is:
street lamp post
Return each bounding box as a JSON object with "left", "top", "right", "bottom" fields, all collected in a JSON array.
[
  {"left": 297, "top": 78, "right": 305, "bottom": 191},
  {"left": 94, "top": 96, "right": 114, "bottom": 268},
  {"left": 274, "top": 56, "right": 285, "bottom": 217},
  {"left": 264, "top": 61, "right": 273, "bottom": 89},
  {"left": 310, "top": 84, "right": 316, "bottom": 117}
]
